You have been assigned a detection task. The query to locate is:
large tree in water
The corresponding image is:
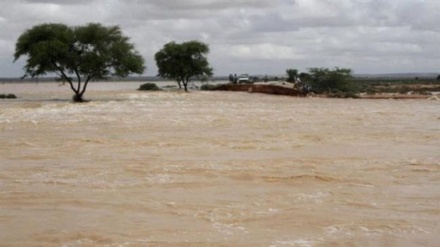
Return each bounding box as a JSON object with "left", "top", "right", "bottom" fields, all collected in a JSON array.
[
  {"left": 14, "top": 23, "right": 145, "bottom": 102},
  {"left": 155, "top": 40, "right": 213, "bottom": 92}
]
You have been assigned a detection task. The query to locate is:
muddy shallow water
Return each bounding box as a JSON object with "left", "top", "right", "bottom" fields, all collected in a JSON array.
[{"left": 1, "top": 82, "right": 439, "bottom": 246}]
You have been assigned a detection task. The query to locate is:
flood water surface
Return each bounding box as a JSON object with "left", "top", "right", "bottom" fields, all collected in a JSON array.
[{"left": 1, "top": 83, "right": 439, "bottom": 246}]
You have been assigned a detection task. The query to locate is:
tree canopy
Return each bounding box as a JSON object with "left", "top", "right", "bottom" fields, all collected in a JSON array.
[
  {"left": 308, "top": 67, "right": 355, "bottom": 94},
  {"left": 155, "top": 40, "right": 213, "bottom": 91},
  {"left": 286, "top": 69, "right": 298, "bottom": 83},
  {"left": 14, "top": 23, "right": 145, "bottom": 102}
]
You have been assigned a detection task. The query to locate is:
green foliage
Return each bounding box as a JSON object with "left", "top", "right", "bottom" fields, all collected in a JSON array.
[
  {"left": 437, "top": 75, "right": 440, "bottom": 80},
  {"left": 299, "top": 72, "right": 311, "bottom": 82},
  {"left": 138, "top": 83, "right": 161, "bottom": 91},
  {"left": 14, "top": 23, "right": 145, "bottom": 102},
  {"left": 308, "top": 67, "right": 356, "bottom": 94},
  {"left": 0, "top": 94, "right": 17, "bottom": 99},
  {"left": 155, "top": 40, "right": 213, "bottom": 92},
  {"left": 286, "top": 69, "right": 298, "bottom": 83}
]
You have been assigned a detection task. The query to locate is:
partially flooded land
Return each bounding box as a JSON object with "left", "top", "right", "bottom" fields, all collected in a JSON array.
[{"left": 1, "top": 82, "right": 439, "bottom": 246}]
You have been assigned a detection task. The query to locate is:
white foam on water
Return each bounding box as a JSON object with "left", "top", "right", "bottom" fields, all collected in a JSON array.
[{"left": 270, "top": 239, "right": 317, "bottom": 247}]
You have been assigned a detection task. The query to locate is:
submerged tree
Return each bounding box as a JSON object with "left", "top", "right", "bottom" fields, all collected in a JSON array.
[
  {"left": 14, "top": 23, "right": 145, "bottom": 102},
  {"left": 155, "top": 40, "right": 213, "bottom": 92}
]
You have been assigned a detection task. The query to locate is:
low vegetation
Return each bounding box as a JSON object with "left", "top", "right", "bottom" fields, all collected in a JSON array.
[
  {"left": 138, "top": 83, "right": 161, "bottom": 91},
  {"left": 0, "top": 94, "right": 17, "bottom": 99}
]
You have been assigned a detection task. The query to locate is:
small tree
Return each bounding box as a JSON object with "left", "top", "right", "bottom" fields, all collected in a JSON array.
[
  {"left": 299, "top": 72, "right": 311, "bottom": 82},
  {"left": 308, "top": 67, "right": 354, "bottom": 94},
  {"left": 436, "top": 75, "right": 440, "bottom": 81},
  {"left": 155, "top": 40, "right": 213, "bottom": 92},
  {"left": 286, "top": 69, "right": 298, "bottom": 83},
  {"left": 14, "top": 23, "right": 145, "bottom": 102}
]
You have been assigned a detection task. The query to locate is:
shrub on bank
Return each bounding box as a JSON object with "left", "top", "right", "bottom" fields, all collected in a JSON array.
[
  {"left": 0, "top": 94, "right": 17, "bottom": 99},
  {"left": 138, "top": 83, "right": 161, "bottom": 91},
  {"left": 308, "top": 67, "right": 358, "bottom": 94}
]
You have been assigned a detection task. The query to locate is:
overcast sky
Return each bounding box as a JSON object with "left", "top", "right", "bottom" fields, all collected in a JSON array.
[{"left": 1, "top": 0, "right": 439, "bottom": 77}]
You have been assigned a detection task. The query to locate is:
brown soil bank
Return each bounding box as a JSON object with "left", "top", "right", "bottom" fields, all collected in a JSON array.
[{"left": 213, "top": 84, "right": 307, "bottom": 97}]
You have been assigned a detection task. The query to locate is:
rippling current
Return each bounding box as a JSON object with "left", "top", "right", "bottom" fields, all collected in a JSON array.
[{"left": 1, "top": 82, "right": 439, "bottom": 246}]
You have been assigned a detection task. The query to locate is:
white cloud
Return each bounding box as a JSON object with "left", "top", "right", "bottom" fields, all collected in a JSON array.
[{"left": 1, "top": 0, "right": 439, "bottom": 77}]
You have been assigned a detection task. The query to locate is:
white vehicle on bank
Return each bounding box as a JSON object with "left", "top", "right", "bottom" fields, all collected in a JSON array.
[{"left": 238, "top": 74, "right": 251, "bottom": 83}]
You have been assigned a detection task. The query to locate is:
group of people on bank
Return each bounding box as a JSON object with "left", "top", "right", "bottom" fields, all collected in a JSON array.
[{"left": 229, "top": 74, "right": 238, "bottom": 84}]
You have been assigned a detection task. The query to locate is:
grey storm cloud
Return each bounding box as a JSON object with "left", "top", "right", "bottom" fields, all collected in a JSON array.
[{"left": 1, "top": 0, "right": 439, "bottom": 77}]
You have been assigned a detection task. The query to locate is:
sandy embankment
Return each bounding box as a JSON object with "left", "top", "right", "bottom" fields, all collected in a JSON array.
[
  {"left": 213, "top": 82, "right": 440, "bottom": 100},
  {"left": 212, "top": 83, "right": 307, "bottom": 96}
]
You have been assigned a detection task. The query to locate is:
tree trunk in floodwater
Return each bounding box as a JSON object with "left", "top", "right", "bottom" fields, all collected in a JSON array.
[{"left": 73, "top": 93, "right": 85, "bottom": 102}]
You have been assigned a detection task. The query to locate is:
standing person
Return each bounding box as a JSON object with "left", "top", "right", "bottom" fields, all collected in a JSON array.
[{"left": 229, "top": 74, "right": 233, "bottom": 83}]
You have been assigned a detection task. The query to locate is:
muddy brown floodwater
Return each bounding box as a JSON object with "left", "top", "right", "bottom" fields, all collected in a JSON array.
[{"left": 1, "top": 82, "right": 439, "bottom": 246}]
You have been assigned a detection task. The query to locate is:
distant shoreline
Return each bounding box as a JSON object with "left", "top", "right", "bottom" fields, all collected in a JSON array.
[
  {"left": 2, "top": 80, "right": 439, "bottom": 101},
  {"left": 1, "top": 72, "right": 439, "bottom": 83}
]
